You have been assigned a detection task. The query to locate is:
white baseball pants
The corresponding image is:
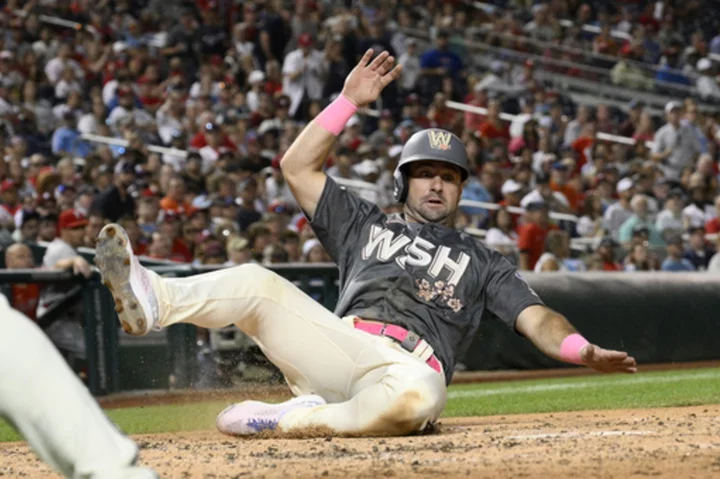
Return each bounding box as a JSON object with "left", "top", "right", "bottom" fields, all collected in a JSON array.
[
  {"left": 148, "top": 263, "right": 447, "bottom": 436},
  {"left": 0, "top": 294, "right": 155, "bottom": 478}
]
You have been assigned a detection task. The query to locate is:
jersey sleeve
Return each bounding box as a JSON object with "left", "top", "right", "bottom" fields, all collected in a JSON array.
[
  {"left": 310, "top": 177, "right": 378, "bottom": 263},
  {"left": 484, "top": 251, "right": 544, "bottom": 330}
]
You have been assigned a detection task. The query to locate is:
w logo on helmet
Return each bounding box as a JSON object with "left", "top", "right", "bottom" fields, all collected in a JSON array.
[{"left": 427, "top": 130, "right": 452, "bottom": 151}]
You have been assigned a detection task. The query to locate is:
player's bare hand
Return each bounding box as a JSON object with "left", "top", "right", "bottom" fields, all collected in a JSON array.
[
  {"left": 341, "top": 49, "right": 402, "bottom": 108},
  {"left": 581, "top": 344, "right": 637, "bottom": 374},
  {"left": 72, "top": 257, "right": 92, "bottom": 278}
]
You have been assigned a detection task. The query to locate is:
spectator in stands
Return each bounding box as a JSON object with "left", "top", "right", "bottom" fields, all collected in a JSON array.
[
  {"left": 618, "top": 100, "right": 645, "bottom": 138},
  {"left": 624, "top": 242, "right": 659, "bottom": 272},
  {"left": 282, "top": 33, "right": 325, "bottom": 120},
  {"left": 397, "top": 38, "right": 420, "bottom": 94},
  {"left": 661, "top": 236, "right": 696, "bottom": 271},
  {"left": 596, "top": 237, "right": 623, "bottom": 271},
  {"left": 549, "top": 160, "right": 581, "bottom": 213},
  {"left": 564, "top": 105, "right": 592, "bottom": 148},
  {"left": 84, "top": 214, "right": 105, "bottom": 248},
  {"left": 90, "top": 157, "right": 137, "bottom": 222},
  {"left": 248, "top": 223, "right": 273, "bottom": 262},
  {"left": 484, "top": 207, "right": 518, "bottom": 259},
  {"left": 705, "top": 195, "right": 720, "bottom": 234},
  {"left": 520, "top": 173, "right": 569, "bottom": 212},
  {"left": 17, "top": 210, "right": 40, "bottom": 244},
  {"left": 419, "top": 30, "right": 463, "bottom": 92},
  {"left": 477, "top": 99, "right": 510, "bottom": 147},
  {"left": 518, "top": 201, "right": 556, "bottom": 271},
  {"left": 656, "top": 188, "right": 686, "bottom": 241},
  {"left": 37, "top": 214, "right": 57, "bottom": 243},
  {"left": 225, "top": 236, "right": 252, "bottom": 266},
  {"left": 576, "top": 194, "right": 605, "bottom": 238},
  {"left": 303, "top": 238, "right": 331, "bottom": 263},
  {"left": 118, "top": 216, "right": 148, "bottom": 256},
  {"left": 695, "top": 58, "right": 720, "bottom": 100},
  {"left": 651, "top": 102, "right": 704, "bottom": 180},
  {"left": 682, "top": 183, "right": 714, "bottom": 228},
  {"left": 707, "top": 235, "right": 720, "bottom": 272},
  {"left": 535, "top": 230, "right": 585, "bottom": 273},
  {"left": 160, "top": 175, "right": 191, "bottom": 216},
  {"left": 4, "top": 243, "right": 41, "bottom": 321},
  {"left": 280, "top": 230, "right": 302, "bottom": 262},
  {"left": 604, "top": 177, "right": 635, "bottom": 239},
  {"left": 38, "top": 209, "right": 93, "bottom": 368},
  {"left": 684, "top": 226, "right": 716, "bottom": 271},
  {"left": 618, "top": 194, "right": 665, "bottom": 247}
]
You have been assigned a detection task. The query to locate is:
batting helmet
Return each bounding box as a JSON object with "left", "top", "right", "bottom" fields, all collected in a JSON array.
[{"left": 392, "top": 128, "right": 470, "bottom": 203}]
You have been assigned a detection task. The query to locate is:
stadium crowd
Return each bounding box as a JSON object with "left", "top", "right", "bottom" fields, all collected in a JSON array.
[{"left": 1, "top": 0, "right": 720, "bottom": 336}]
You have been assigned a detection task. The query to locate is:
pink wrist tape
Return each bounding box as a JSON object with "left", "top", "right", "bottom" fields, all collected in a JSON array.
[
  {"left": 559, "top": 334, "right": 590, "bottom": 365},
  {"left": 315, "top": 94, "right": 357, "bottom": 135}
]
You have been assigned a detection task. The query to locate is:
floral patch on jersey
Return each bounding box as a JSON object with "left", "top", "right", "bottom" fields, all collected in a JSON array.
[{"left": 415, "top": 279, "right": 464, "bottom": 313}]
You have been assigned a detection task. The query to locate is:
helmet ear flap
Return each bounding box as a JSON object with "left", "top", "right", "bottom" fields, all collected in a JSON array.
[{"left": 393, "top": 166, "right": 408, "bottom": 203}]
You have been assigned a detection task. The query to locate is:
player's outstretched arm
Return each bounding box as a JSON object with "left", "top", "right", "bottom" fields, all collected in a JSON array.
[
  {"left": 281, "top": 49, "right": 401, "bottom": 220},
  {"left": 515, "top": 304, "right": 637, "bottom": 374}
]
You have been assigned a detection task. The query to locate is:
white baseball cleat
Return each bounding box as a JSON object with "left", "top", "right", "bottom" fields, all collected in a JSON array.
[
  {"left": 216, "top": 395, "right": 327, "bottom": 436},
  {"left": 95, "top": 224, "right": 160, "bottom": 336}
]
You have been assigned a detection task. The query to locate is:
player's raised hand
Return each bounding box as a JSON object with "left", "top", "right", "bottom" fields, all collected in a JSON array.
[
  {"left": 341, "top": 49, "right": 402, "bottom": 108},
  {"left": 581, "top": 344, "right": 637, "bottom": 374}
]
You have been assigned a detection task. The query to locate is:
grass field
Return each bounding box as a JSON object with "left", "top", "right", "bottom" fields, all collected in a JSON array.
[{"left": 2, "top": 367, "right": 719, "bottom": 443}]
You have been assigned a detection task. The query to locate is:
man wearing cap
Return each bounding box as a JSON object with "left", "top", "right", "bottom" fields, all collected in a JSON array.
[
  {"left": 518, "top": 201, "right": 558, "bottom": 271},
  {"left": 661, "top": 236, "right": 696, "bottom": 272},
  {"left": 618, "top": 195, "right": 665, "bottom": 247},
  {"left": 499, "top": 179, "right": 524, "bottom": 229},
  {"left": 655, "top": 188, "right": 685, "bottom": 241},
  {"left": 596, "top": 237, "right": 622, "bottom": 271},
  {"left": 51, "top": 111, "right": 92, "bottom": 158},
  {"left": 684, "top": 226, "right": 715, "bottom": 271},
  {"left": 651, "top": 101, "right": 703, "bottom": 179},
  {"left": 603, "top": 177, "right": 635, "bottom": 239},
  {"left": 282, "top": 33, "right": 326, "bottom": 118},
  {"left": 397, "top": 37, "right": 420, "bottom": 93},
  {"left": 695, "top": 58, "right": 720, "bottom": 100},
  {"left": 89, "top": 157, "right": 137, "bottom": 222},
  {"left": 420, "top": 30, "right": 463, "bottom": 87},
  {"left": 520, "top": 174, "right": 569, "bottom": 212},
  {"left": 38, "top": 209, "right": 93, "bottom": 370}
]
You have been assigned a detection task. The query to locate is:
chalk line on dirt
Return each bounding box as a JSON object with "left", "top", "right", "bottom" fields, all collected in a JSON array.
[
  {"left": 447, "top": 370, "right": 720, "bottom": 399},
  {"left": 507, "top": 430, "right": 656, "bottom": 440}
]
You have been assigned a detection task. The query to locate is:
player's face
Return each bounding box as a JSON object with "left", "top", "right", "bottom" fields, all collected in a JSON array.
[{"left": 404, "top": 161, "right": 464, "bottom": 226}]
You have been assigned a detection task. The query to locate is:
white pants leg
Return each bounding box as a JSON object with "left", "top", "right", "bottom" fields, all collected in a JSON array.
[
  {"left": 150, "top": 263, "right": 447, "bottom": 436},
  {"left": 0, "top": 295, "right": 155, "bottom": 479}
]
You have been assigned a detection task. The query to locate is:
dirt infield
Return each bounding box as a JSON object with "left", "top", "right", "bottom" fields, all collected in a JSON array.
[{"left": 2, "top": 405, "right": 719, "bottom": 478}]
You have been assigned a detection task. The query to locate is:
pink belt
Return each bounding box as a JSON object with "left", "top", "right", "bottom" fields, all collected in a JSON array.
[{"left": 353, "top": 318, "right": 443, "bottom": 375}]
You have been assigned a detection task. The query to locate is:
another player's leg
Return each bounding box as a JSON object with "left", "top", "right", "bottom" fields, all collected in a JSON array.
[
  {"left": 96, "top": 224, "right": 445, "bottom": 436},
  {"left": 0, "top": 295, "right": 156, "bottom": 478}
]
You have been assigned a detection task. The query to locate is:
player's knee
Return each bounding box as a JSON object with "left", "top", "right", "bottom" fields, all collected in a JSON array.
[
  {"left": 383, "top": 383, "right": 446, "bottom": 435},
  {"left": 235, "top": 263, "right": 277, "bottom": 287}
]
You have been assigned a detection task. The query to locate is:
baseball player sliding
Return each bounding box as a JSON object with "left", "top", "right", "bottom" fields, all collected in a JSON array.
[
  {"left": 0, "top": 293, "right": 156, "bottom": 478},
  {"left": 95, "top": 49, "right": 636, "bottom": 437}
]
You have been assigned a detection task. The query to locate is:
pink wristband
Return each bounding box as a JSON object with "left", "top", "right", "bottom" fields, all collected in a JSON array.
[
  {"left": 559, "top": 334, "right": 590, "bottom": 365},
  {"left": 315, "top": 94, "right": 358, "bottom": 135}
]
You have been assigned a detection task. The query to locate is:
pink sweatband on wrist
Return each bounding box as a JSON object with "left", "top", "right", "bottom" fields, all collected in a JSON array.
[
  {"left": 315, "top": 94, "right": 357, "bottom": 136},
  {"left": 559, "top": 334, "right": 590, "bottom": 365}
]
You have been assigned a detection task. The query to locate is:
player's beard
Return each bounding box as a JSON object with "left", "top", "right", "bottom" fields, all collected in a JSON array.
[{"left": 404, "top": 197, "right": 456, "bottom": 227}]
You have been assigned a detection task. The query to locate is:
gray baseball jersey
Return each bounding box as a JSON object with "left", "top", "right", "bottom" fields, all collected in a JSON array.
[{"left": 310, "top": 178, "right": 544, "bottom": 385}]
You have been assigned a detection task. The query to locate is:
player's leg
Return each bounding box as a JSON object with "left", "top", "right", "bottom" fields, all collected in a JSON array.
[
  {"left": 96, "top": 224, "right": 445, "bottom": 435},
  {"left": 218, "top": 339, "right": 447, "bottom": 436},
  {"left": 0, "top": 295, "right": 156, "bottom": 478}
]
